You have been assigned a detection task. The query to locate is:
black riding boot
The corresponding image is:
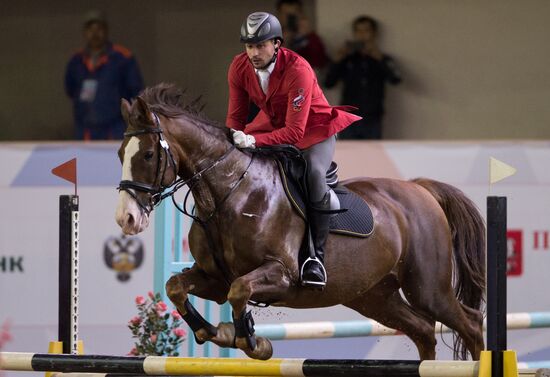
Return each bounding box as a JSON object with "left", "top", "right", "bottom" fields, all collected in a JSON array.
[{"left": 301, "top": 193, "right": 330, "bottom": 288}]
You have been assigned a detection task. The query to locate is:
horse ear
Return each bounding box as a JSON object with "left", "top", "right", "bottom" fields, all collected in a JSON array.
[
  {"left": 121, "top": 99, "right": 132, "bottom": 124},
  {"left": 135, "top": 96, "right": 155, "bottom": 125}
]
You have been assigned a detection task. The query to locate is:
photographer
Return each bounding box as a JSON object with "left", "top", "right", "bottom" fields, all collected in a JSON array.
[
  {"left": 276, "top": 0, "right": 329, "bottom": 70},
  {"left": 325, "top": 15, "right": 401, "bottom": 140}
]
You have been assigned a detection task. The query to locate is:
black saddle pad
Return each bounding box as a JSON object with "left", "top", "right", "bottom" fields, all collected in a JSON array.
[{"left": 277, "top": 161, "right": 375, "bottom": 238}]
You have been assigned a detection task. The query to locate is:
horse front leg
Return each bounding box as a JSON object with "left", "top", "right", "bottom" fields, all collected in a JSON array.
[
  {"left": 165, "top": 264, "right": 231, "bottom": 345},
  {"left": 227, "top": 260, "right": 291, "bottom": 360}
]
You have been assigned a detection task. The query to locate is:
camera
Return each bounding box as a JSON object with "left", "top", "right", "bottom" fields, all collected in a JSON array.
[{"left": 346, "top": 40, "right": 365, "bottom": 53}]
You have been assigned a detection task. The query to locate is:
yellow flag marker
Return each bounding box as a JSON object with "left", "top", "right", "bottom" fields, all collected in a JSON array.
[{"left": 490, "top": 157, "right": 517, "bottom": 184}]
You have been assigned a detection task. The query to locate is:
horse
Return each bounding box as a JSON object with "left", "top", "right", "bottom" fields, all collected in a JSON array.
[{"left": 115, "top": 83, "right": 486, "bottom": 361}]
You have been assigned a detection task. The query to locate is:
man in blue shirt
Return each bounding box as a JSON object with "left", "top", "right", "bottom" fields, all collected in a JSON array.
[{"left": 65, "top": 11, "right": 144, "bottom": 140}]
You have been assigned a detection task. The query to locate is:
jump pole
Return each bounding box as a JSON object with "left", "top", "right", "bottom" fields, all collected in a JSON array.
[
  {"left": 58, "top": 195, "right": 80, "bottom": 355},
  {"left": 52, "top": 158, "right": 80, "bottom": 355},
  {"left": 486, "top": 196, "right": 512, "bottom": 377},
  {"left": 254, "top": 311, "right": 550, "bottom": 340},
  {"left": 0, "top": 352, "right": 482, "bottom": 377}
]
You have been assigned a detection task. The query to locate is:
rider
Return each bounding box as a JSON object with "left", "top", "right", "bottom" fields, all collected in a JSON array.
[{"left": 226, "top": 12, "right": 361, "bottom": 288}]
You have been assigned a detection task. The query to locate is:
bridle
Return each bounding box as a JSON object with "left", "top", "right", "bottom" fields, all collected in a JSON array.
[
  {"left": 118, "top": 113, "right": 177, "bottom": 214},
  {"left": 117, "top": 113, "right": 240, "bottom": 217}
]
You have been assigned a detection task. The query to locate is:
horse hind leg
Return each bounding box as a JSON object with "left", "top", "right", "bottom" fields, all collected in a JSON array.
[
  {"left": 456, "top": 301, "right": 484, "bottom": 359},
  {"left": 344, "top": 276, "right": 437, "bottom": 360},
  {"left": 402, "top": 276, "right": 484, "bottom": 360}
]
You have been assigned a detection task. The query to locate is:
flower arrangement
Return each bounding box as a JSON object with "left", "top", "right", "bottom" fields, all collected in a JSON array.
[{"left": 128, "top": 292, "right": 186, "bottom": 356}]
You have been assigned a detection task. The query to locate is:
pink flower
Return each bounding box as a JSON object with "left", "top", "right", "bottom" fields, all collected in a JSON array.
[
  {"left": 155, "top": 302, "right": 168, "bottom": 313},
  {"left": 135, "top": 296, "right": 145, "bottom": 305},
  {"left": 129, "top": 316, "right": 141, "bottom": 326},
  {"left": 0, "top": 330, "right": 12, "bottom": 343},
  {"left": 173, "top": 328, "right": 186, "bottom": 338},
  {"left": 148, "top": 291, "right": 155, "bottom": 299},
  {"left": 150, "top": 334, "right": 157, "bottom": 343},
  {"left": 171, "top": 310, "right": 181, "bottom": 320},
  {"left": 127, "top": 347, "right": 138, "bottom": 356},
  {"left": 0, "top": 320, "right": 12, "bottom": 348}
]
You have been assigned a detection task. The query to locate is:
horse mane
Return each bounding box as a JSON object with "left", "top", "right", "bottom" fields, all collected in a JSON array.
[{"left": 138, "top": 83, "right": 231, "bottom": 139}]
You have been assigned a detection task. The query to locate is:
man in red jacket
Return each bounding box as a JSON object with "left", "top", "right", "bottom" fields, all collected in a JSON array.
[{"left": 226, "top": 12, "right": 361, "bottom": 288}]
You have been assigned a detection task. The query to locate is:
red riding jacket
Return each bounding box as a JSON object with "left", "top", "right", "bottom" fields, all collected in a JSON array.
[{"left": 226, "top": 48, "right": 361, "bottom": 150}]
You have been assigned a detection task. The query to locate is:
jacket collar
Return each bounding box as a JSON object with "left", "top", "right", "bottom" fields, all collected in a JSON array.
[
  {"left": 254, "top": 60, "right": 276, "bottom": 75},
  {"left": 246, "top": 47, "right": 289, "bottom": 101},
  {"left": 82, "top": 42, "right": 112, "bottom": 73},
  {"left": 264, "top": 48, "right": 288, "bottom": 101}
]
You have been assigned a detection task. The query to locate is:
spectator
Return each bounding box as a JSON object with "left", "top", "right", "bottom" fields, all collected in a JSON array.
[
  {"left": 64, "top": 10, "right": 144, "bottom": 140},
  {"left": 276, "top": 0, "right": 329, "bottom": 70},
  {"left": 325, "top": 15, "right": 401, "bottom": 140}
]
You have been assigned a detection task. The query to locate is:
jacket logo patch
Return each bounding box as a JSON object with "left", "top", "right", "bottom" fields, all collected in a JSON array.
[{"left": 292, "top": 88, "right": 305, "bottom": 111}]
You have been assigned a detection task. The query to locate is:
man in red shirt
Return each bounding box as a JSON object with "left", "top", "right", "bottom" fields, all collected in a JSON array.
[{"left": 226, "top": 12, "right": 361, "bottom": 288}]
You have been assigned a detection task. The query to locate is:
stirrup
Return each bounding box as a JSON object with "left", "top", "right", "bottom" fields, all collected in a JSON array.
[{"left": 300, "top": 257, "right": 327, "bottom": 287}]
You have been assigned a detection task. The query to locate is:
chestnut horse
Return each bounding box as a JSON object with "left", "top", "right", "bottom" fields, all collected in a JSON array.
[{"left": 115, "top": 84, "right": 485, "bottom": 361}]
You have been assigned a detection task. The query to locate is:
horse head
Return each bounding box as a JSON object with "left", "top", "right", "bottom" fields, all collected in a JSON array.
[
  {"left": 115, "top": 84, "right": 235, "bottom": 235},
  {"left": 115, "top": 96, "right": 180, "bottom": 235}
]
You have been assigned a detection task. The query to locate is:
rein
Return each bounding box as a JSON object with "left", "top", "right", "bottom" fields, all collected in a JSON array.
[{"left": 173, "top": 152, "right": 254, "bottom": 226}]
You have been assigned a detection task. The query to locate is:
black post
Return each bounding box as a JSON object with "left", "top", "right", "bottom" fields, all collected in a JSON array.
[
  {"left": 58, "top": 195, "right": 79, "bottom": 354},
  {"left": 487, "top": 196, "right": 507, "bottom": 377}
]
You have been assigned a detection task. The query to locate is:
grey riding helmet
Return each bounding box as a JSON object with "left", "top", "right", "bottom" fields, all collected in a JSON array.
[{"left": 240, "top": 12, "right": 283, "bottom": 44}]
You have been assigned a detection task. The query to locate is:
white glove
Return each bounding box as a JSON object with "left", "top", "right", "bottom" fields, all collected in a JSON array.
[{"left": 232, "top": 130, "right": 256, "bottom": 149}]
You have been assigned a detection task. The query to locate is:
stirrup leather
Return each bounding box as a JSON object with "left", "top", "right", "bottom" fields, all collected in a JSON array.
[{"left": 300, "top": 257, "right": 327, "bottom": 287}]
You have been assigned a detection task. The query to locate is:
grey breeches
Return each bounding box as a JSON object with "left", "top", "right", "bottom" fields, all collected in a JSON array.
[{"left": 302, "top": 136, "right": 336, "bottom": 203}]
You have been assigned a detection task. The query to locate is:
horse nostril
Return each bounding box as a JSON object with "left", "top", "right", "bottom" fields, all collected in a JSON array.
[{"left": 127, "top": 213, "right": 135, "bottom": 227}]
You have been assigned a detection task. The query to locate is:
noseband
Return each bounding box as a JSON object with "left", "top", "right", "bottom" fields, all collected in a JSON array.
[{"left": 117, "top": 113, "right": 237, "bottom": 215}]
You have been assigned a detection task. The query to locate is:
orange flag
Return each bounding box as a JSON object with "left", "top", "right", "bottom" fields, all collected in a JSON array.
[{"left": 52, "top": 158, "right": 77, "bottom": 194}]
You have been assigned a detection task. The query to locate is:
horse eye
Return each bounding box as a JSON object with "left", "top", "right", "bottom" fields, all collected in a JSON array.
[{"left": 144, "top": 151, "right": 154, "bottom": 161}]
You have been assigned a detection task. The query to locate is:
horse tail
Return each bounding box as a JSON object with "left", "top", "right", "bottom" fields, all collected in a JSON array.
[{"left": 412, "top": 178, "right": 486, "bottom": 360}]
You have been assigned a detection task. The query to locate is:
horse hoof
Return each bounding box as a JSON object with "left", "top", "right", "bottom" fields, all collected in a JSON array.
[{"left": 242, "top": 337, "right": 273, "bottom": 360}]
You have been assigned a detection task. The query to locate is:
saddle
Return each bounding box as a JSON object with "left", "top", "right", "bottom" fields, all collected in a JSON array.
[{"left": 251, "top": 145, "right": 375, "bottom": 238}]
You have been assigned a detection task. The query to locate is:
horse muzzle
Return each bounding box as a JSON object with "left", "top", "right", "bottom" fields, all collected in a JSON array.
[{"left": 115, "top": 191, "right": 151, "bottom": 235}]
